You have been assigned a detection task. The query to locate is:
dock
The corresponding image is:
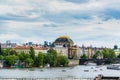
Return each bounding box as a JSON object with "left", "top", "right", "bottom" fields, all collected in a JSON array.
[{"left": 95, "top": 74, "right": 120, "bottom": 80}]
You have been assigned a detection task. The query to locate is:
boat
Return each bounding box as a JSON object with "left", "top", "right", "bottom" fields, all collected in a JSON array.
[
  {"left": 107, "top": 64, "right": 120, "bottom": 70},
  {"left": 84, "top": 70, "right": 89, "bottom": 72},
  {"left": 86, "top": 63, "right": 97, "bottom": 66},
  {"left": 62, "top": 70, "right": 66, "bottom": 72}
]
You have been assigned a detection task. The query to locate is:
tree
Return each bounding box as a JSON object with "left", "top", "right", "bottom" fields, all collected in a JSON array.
[
  {"left": 47, "top": 48, "right": 57, "bottom": 57},
  {"left": 24, "top": 58, "right": 34, "bottom": 68},
  {"left": 2, "top": 48, "right": 11, "bottom": 56},
  {"left": 92, "top": 51, "right": 103, "bottom": 59},
  {"left": 0, "top": 43, "right": 2, "bottom": 55},
  {"left": 57, "top": 55, "right": 69, "bottom": 67},
  {"left": 0, "top": 55, "right": 4, "bottom": 60},
  {"left": 44, "top": 48, "right": 57, "bottom": 67},
  {"left": 29, "top": 47, "right": 35, "bottom": 61},
  {"left": 5, "top": 55, "right": 19, "bottom": 67},
  {"left": 101, "top": 48, "right": 116, "bottom": 63},
  {"left": 102, "top": 48, "right": 116, "bottom": 59},
  {"left": 80, "top": 54, "right": 88, "bottom": 59},
  {"left": 35, "top": 52, "right": 44, "bottom": 67},
  {"left": 9, "top": 49, "right": 18, "bottom": 55},
  {"left": 18, "top": 52, "right": 30, "bottom": 62},
  {"left": 117, "top": 54, "right": 120, "bottom": 58}
]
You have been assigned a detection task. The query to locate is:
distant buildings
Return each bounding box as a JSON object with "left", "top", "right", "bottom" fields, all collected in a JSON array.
[
  {"left": 0, "top": 37, "right": 105, "bottom": 59},
  {"left": 113, "top": 45, "right": 120, "bottom": 56},
  {"left": 81, "top": 45, "right": 104, "bottom": 59},
  {"left": 1, "top": 40, "right": 17, "bottom": 48}
]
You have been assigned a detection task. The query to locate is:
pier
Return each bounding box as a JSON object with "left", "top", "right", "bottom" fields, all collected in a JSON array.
[{"left": 95, "top": 75, "right": 120, "bottom": 80}]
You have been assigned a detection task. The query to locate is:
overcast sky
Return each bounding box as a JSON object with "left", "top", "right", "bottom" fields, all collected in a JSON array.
[{"left": 0, "top": 0, "right": 120, "bottom": 48}]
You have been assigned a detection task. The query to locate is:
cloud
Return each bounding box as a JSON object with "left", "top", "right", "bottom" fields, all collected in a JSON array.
[{"left": 0, "top": 0, "right": 120, "bottom": 48}]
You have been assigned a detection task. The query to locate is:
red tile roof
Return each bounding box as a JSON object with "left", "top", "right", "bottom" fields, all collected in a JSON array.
[{"left": 14, "top": 46, "right": 47, "bottom": 50}]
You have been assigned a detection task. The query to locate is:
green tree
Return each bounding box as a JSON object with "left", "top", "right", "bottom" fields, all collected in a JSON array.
[
  {"left": 5, "top": 55, "right": 19, "bottom": 66},
  {"left": 0, "top": 43, "right": 2, "bottom": 55},
  {"left": 117, "top": 54, "right": 120, "bottom": 58},
  {"left": 2, "top": 48, "right": 11, "bottom": 56},
  {"left": 9, "top": 49, "right": 18, "bottom": 55},
  {"left": 18, "top": 52, "right": 30, "bottom": 62},
  {"left": 0, "top": 55, "right": 4, "bottom": 60},
  {"left": 92, "top": 51, "right": 103, "bottom": 59},
  {"left": 24, "top": 58, "right": 34, "bottom": 68},
  {"left": 102, "top": 48, "right": 116, "bottom": 59},
  {"left": 80, "top": 54, "right": 88, "bottom": 59},
  {"left": 101, "top": 48, "right": 116, "bottom": 63},
  {"left": 35, "top": 52, "right": 44, "bottom": 67},
  {"left": 57, "top": 55, "right": 69, "bottom": 67},
  {"left": 44, "top": 48, "right": 57, "bottom": 67},
  {"left": 29, "top": 47, "right": 35, "bottom": 61}
]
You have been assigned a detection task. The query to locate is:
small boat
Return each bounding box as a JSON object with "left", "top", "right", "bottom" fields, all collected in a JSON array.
[
  {"left": 84, "top": 70, "right": 89, "bottom": 72},
  {"left": 62, "top": 70, "right": 66, "bottom": 72},
  {"left": 91, "top": 67, "right": 93, "bottom": 69},
  {"left": 86, "top": 63, "right": 96, "bottom": 66},
  {"left": 40, "top": 69, "right": 44, "bottom": 71},
  {"left": 107, "top": 64, "right": 120, "bottom": 70}
]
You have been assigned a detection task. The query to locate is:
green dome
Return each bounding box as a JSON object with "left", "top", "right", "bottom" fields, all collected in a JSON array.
[{"left": 54, "top": 36, "right": 73, "bottom": 43}]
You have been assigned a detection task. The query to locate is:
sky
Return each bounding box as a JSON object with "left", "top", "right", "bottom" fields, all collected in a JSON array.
[{"left": 0, "top": 0, "right": 120, "bottom": 48}]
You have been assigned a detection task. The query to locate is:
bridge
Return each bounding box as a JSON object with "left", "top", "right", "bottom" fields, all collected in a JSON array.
[{"left": 79, "top": 58, "right": 120, "bottom": 65}]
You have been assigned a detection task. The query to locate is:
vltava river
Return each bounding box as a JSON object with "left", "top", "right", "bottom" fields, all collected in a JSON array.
[{"left": 0, "top": 65, "right": 120, "bottom": 78}]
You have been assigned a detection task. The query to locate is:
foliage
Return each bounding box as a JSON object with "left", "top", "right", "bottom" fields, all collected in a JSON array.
[
  {"left": 9, "top": 49, "right": 18, "bottom": 55},
  {"left": 0, "top": 44, "right": 2, "bottom": 55},
  {"left": 92, "top": 51, "right": 103, "bottom": 59},
  {"left": 102, "top": 48, "right": 116, "bottom": 59},
  {"left": 44, "top": 48, "right": 57, "bottom": 67},
  {"left": 0, "top": 55, "right": 4, "bottom": 60},
  {"left": 80, "top": 54, "right": 88, "bottom": 59},
  {"left": 117, "top": 54, "right": 120, "bottom": 58},
  {"left": 5, "top": 55, "right": 19, "bottom": 66},
  {"left": 57, "top": 55, "right": 69, "bottom": 67},
  {"left": 24, "top": 58, "right": 34, "bottom": 68},
  {"left": 35, "top": 52, "right": 44, "bottom": 67},
  {"left": 1, "top": 47, "right": 69, "bottom": 67},
  {"left": 29, "top": 47, "right": 35, "bottom": 61},
  {"left": 18, "top": 52, "right": 30, "bottom": 62},
  {"left": 2, "top": 48, "right": 12, "bottom": 56}
]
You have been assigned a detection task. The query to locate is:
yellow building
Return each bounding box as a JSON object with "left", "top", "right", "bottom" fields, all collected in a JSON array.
[
  {"left": 14, "top": 46, "right": 48, "bottom": 55},
  {"left": 114, "top": 49, "right": 120, "bottom": 56}
]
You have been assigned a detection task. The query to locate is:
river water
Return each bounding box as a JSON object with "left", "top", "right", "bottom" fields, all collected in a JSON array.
[{"left": 0, "top": 65, "right": 120, "bottom": 79}]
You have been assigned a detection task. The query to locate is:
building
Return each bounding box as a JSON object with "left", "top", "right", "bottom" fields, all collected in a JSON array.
[
  {"left": 1, "top": 40, "right": 17, "bottom": 48},
  {"left": 14, "top": 45, "right": 48, "bottom": 56},
  {"left": 80, "top": 45, "right": 104, "bottom": 59},
  {"left": 113, "top": 45, "right": 120, "bottom": 56},
  {"left": 53, "top": 36, "right": 80, "bottom": 59}
]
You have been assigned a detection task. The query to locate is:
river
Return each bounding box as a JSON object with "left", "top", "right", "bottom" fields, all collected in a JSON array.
[{"left": 0, "top": 65, "right": 120, "bottom": 79}]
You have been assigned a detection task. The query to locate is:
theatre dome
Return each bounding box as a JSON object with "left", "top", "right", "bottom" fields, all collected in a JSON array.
[{"left": 54, "top": 36, "right": 74, "bottom": 47}]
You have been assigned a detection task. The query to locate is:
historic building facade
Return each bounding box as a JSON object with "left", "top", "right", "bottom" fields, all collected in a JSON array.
[
  {"left": 53, "top": 36, "right": 80, "bottom": 59},
  {"left": 14, "top": 45, "right": 48, "bottom": 56}
]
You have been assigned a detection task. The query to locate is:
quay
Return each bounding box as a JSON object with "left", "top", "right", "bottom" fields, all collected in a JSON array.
[
  {"left": 0, "top": 77, "right": 94, "bottom": 80},
  {"left": 95, "top": 75, "right": 120, "bottom": 80}
]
